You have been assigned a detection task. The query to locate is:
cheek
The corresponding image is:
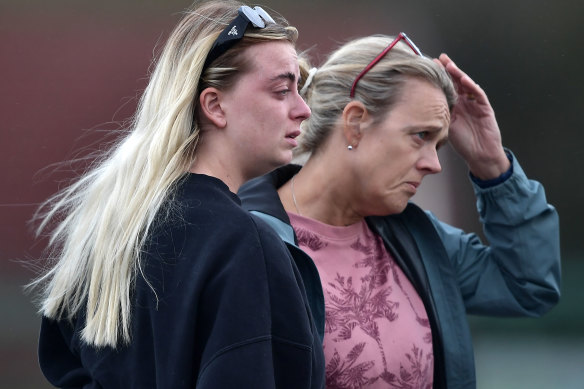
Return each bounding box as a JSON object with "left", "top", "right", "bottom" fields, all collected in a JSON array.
[
  {"left": 358, "top": 178, "right": 405, "bottom": 216},
  {"left": 372, "top": 167, "right": 401, "bottom": 193},
  {"left": 364, "top": 145, "right": 401, "bottom": 182},
  {"left": 355, "top": 165, "right": 392, "bottom": 197},
  {"left": 362, "top": 155, "right": 413, "bottom": 198}
]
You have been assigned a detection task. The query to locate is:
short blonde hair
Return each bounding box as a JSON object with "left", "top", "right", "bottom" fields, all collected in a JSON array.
[{"left": 297, "top": 34, "right": 457, "bottom": 156}]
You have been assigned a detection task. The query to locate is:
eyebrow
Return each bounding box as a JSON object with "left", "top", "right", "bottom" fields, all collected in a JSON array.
[
  {"left": 404, "top": 125, "right": 449, "bottom": 144},
  {"left": 270, "top": 72, "right": 297, "bottom": 83},
  {"left": 403, "top": 124, "right": 445, "bottom": 133}
]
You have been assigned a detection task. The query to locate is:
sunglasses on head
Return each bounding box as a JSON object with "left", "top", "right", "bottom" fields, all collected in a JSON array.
[
  {"left": 349, "top": 32, "right": 422, "bottom": 98},
  {"left": 203, "top": 6, "right": 276, "bottom": 70}
]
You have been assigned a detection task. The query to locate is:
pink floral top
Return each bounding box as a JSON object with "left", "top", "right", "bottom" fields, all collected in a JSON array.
[{"left": 289, "top": 212, "right": 433, "bottom": 389}]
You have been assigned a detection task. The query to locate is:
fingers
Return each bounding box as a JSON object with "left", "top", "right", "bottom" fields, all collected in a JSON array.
[
  {"left": 437, "top": 53, "right": 484, "bottom": 102},
  {"left": 439, "top": 53, "right": 469, "bottom": 84},
  {"left": 437, "top": 53, "right": 451, "bottom": 67},
  {"left": 432, "top": 57, "right": 444, "bottom": 68}
]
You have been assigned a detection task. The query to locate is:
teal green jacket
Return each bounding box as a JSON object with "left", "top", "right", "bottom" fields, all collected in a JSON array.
[{"left": 238, "top": 152, "right": 561, "bottom": 389}]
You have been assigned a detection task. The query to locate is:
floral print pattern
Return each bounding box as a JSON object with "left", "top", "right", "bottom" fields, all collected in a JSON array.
[{"left": 293, "top": 217, "right": 433, "bottom": 389}]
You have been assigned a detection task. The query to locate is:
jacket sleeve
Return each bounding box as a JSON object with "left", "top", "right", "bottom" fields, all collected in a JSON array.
[{"left": 426, "top": 152, "right": 561, "bottom": 317}]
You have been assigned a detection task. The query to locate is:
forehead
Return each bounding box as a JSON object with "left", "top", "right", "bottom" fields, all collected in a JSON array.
[
  {"left": 243, "top": 41, "right": 299, "bottom": 79},
  {"left": 389, "top": 78, "right": 450, "bottom": 126}
]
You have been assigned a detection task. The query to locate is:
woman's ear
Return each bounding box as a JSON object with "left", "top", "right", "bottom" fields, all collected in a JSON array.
[
  {"left": 341, "top": 101, "right": 371, "bottom": 149},
  {"left": 198, "top": 87, "right": 227, "bottom": 128}
]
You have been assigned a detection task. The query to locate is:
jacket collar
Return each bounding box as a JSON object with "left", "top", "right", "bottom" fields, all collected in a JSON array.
[{"left": 239, "top": 164, "right": 300, "bottom": 223}]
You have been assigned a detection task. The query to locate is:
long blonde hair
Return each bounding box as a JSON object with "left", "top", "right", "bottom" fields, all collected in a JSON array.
[
  {"left": 296, "top": 34, "right": 457, "bottom": 157},
  {"left": 31, "top": 0, "right": 298, "bottom": 347}
]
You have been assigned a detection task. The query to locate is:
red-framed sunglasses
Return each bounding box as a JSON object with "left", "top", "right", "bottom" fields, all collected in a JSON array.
[{"left": 349, "top": 32, "right": 422, "bottom": 98}]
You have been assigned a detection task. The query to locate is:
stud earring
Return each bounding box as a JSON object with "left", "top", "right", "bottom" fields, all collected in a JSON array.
[{"left": 347, "top": 145, "right": 353, "bottom": 150}]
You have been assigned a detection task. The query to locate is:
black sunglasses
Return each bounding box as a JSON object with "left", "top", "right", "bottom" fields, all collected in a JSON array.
[{"left": 203, "top": 6, "right": 276, "bottom": 70}]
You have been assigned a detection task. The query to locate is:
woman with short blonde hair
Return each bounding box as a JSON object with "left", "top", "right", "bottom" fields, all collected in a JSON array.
[{"left": 240, "top": 33, "right": 560, "bottom": 388}]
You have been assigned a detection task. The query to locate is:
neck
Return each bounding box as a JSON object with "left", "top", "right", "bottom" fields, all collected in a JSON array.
[
  {"left": 190, "top": 138, "right": 243, "bottom": 193},
  {"left": 290, "top": 174, "right": 302, "bottom": 215},
  {"left": 190, "top": 165, "right": 242, "bottom": 193},
  {"left": 280, "top": 156, "right": 364, "bottom": 226}
]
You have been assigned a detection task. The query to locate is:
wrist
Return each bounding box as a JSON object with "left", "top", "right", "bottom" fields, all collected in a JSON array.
[
  {"left": 468, "top": 150, "right": 511, "bottom": 180},
  {"left": 470, "top": 151, "right": 514, "bottom": 188}
]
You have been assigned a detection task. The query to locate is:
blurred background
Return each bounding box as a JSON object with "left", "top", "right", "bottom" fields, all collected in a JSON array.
[{"left": 1, "top": 0, "right": 582, "bottom": 387}]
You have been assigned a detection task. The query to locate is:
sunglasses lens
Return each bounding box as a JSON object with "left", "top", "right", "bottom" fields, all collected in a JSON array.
[
  {"left": 204, "top": 6, "right": 275, "bottom": 70},
  {"left": 240, "top": 6, "right": 265, "bottom": 28},
  {"left": 253, "top": 7, "right": 275, "bottom": 25}
]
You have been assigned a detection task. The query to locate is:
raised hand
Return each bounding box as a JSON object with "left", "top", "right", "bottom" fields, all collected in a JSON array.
[{"left": 437, "top": 53, "right": 510, "bottom": 180}]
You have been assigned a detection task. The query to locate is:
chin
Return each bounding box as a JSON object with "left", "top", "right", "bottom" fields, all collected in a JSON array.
[
  {"left": 395, "top": 204, "right": 409, "bottom": 214},
  {"left": 273, "top": 152, "right": 293, "bottom": 168},
  {"left": 247, "top": 158, "right": 288, "bottom": 179},
  {"left": 380, "top": 201, "right": 408, "bottom": 216}
]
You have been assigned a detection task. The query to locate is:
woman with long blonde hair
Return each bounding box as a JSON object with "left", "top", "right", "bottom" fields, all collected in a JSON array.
[{"left": 32, "top": 1, "right": 325, "bottom": 387}]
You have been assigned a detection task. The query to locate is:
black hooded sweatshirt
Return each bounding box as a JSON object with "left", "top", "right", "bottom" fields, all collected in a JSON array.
[{"left": 39, "top": 173, "right": 325, "bottom": 388}]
